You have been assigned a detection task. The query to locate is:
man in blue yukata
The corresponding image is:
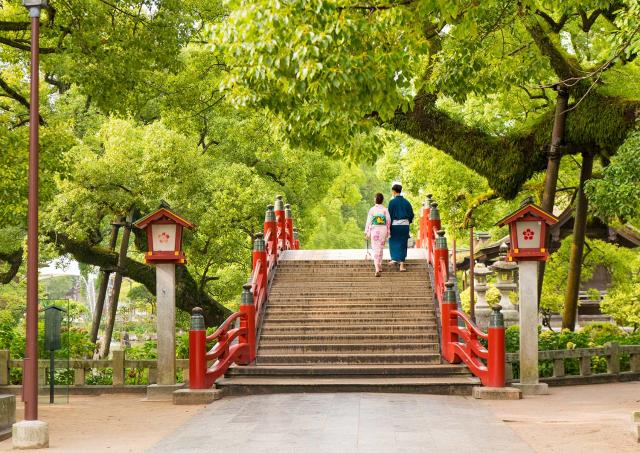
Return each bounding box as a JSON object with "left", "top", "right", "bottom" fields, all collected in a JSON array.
[{"left": 387, "top": 184, "right": 414, "bottom": 272}]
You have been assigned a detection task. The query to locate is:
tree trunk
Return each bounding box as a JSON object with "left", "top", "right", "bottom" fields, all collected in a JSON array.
[
  {"left": 100, "top": 211, "right": 133, "bottom": 358},
  {"left": 538, "top": 88, "right": 569, "bottom": 306},
  {"left": 562, "top": 152, "right": 594, "bottom": 331},
  {"left": 90, "top": 220, "right": 122, "bottom": 344},
  {"left": 47, "top": 231, "right": 232, "bottom": 327}
]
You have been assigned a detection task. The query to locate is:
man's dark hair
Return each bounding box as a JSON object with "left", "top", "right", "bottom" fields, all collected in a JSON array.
[
  {"left": 375, "top": 193, "right": 384, "bottom": 204},
  {"left": 392, "top": 184, "right": 402, "bottom": 194}
]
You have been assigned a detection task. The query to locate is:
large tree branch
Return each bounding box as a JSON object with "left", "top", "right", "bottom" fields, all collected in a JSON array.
[
  {"left": 393, "top": 93, "right": 548, "bottom": 198},
  {"left": 393, "top": 90, "right": 640, "bottom": 198},
  {"left": 0, "top": 36, "right": 57, "bottom": 54},
  {"left": 0, "top": 249, "right": 23, "bottom": 284},
  {"left": 48, "top": 232, "right": 232, "bottom": 327},
  {"left": 0, "top": 21, "right": 31, "bottom": 31},
  {"left": 0, "top": 75, "right": 46, "bottom": 125},
  {"left": 522, "top": 14, "right": 583, "bottom": 82}
]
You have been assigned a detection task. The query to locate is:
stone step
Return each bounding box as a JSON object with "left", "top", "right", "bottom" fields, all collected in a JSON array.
[
  {"left": 274, "top": 269, "right": 428, "bottom": 275},
  {"left": 226, "top": 364, "right": 469, "bottom": 377},
  {"left": 269, "top": 291, "right": 430, "bottom": 298},
  {"left": 216, "top": 375, "right": 478, "bottom": 396},
  {"left": 278, "top": 258, "right": 427, "bottom": 267},
  {"left": 271, "top": 281, "right": 429, "bottom": 288},
  {"left": 274, "top": 275, "right": 430, "bottom": 282},
  {"left": 255, "top": 352, "right": 442, "bottom": 365},
  {"left": 265, "top": 308, "right": 433, "bottom": 317},
  {"left": 263, "top": 315, "right": 436, "bottom": 324},
  {"left": 267, "top": 296, "right": 434, "bottom": 304},
  {"left": 260, "top": 324, "right": 436, "bottom": 334},
  {"left": 259, "top": 333, "right": 438, "bottom": 344},
  {"left": 266, "top": 303, "right": 434, "bottom": 311},
  {"left": 258, "top": 342, "right": 439, "bottom": 354}
]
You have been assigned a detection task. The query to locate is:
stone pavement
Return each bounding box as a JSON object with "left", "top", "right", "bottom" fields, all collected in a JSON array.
[{"left": 149, "top": 393, "right": 533, "bottom": 453}]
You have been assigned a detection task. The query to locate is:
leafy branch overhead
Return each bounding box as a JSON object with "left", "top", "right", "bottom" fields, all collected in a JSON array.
[{"left": 212, "top": 0, "right": 640, "bottom": 198}]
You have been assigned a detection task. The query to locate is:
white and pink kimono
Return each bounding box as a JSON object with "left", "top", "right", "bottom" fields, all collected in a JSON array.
[{"left": 365, "top": 204, "right": 391, "bottom": 272}]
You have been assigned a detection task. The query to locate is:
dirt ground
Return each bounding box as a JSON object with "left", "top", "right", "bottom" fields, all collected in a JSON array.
[
  {"left": 480, "top": 381, "right": 640, "bottom": 452},
  {"left": 0, "top": 394, "right": 205, "bottom": 452},
  {"left": 1, "top": 382, "right": 639, "bottom": 452}
]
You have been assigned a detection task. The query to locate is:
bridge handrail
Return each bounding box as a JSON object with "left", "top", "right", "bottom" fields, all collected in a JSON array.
[
  {"left": 188, "top": 196, "right": 299, "bottom": 389},
  {"left": 417, "top": 196, "right": 506, "bottom": 388}
]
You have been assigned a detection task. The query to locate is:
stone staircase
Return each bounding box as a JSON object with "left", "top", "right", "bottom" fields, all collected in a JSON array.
[{"left": 217, "top": 249, "right": 478, "bottom": 395}]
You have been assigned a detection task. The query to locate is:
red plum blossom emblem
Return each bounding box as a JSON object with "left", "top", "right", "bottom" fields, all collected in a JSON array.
[
  {"left": 158, "top": 232, "right": 171, "bottom": 244},
  {"left": 522, "top": 228, "right": 535, "bottom": 241}
]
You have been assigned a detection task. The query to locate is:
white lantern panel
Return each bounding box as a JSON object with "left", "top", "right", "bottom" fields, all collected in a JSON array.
[
  {"left": 515, "top": 221, "right": 541, "bottom": 249},
  {"left": 152, "top": 224, "right": 177, "bottom": 252}
]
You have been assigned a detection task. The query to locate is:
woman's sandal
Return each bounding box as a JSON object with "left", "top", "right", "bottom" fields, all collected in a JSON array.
[{"left": 375, "top": 271, "right": 381, "bottom": 277}]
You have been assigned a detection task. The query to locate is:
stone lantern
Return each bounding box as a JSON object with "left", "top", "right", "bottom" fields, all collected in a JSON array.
[
  {"left": 490, "top": 242, "right": 519, "bottom": 327},
  {"left": 473, "top": 262, "right": 493, "bottom": 330}
]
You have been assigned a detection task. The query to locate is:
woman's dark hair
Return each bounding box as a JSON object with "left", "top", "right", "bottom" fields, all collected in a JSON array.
[
  {"left": 392, "top": 184, "right": 402, "bottom": 194},
  {"left": 375, "top": 193, "right": 384, "bottom": 204}
]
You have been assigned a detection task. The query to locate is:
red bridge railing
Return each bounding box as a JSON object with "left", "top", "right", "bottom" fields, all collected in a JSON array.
[
  {"left": 189, "top": 196, "right": 299, "bottom": 389},
  {"left": 418, "top": 196, "right": 505, "bottom": 387}
]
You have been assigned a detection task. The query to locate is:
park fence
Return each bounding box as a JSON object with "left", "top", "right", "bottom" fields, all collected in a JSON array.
[
  {"left": 506, "top": 343, "right": 640, "bottom": 384},
  {"left": 0, "top": 349, "right": 188, "bottom": 388}
]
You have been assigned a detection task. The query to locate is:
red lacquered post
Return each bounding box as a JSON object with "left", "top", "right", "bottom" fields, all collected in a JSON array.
[
  {"left": 442, "top": 282, "right": 461, "bottom": 364},
  {"left": 238, "top": 284, "right": 256, "bottom": 364},
  {"left": 486, "top": 305, "right": 506, "bottom": 387},
  {"left": 274, "top": 195, "right": 286, "bottom": 252},
  {"left": 293, "top": 228, "right": 300, "bottom": 250},
  {"left": 285, "top": 204, "right": 294, "bottom": 250},
  {"left": 252, "top": 233, "right": 268, "bottom": 307},
  {"left": 264, "top": 205, "right": 277, "bottom": 264},
  {"left": 433, "top": 229, "right": 449, "bottom": 303},
  {"left": 188, "top": 307, "right": 207, "bottom": 389}
]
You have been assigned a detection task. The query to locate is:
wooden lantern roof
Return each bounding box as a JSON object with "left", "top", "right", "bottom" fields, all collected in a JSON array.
[
  {"left": 496, "top": 202, "right": 558, "bottom": 228},
  {"left": 134, "top": 207, "right": 194, "bottom": 230}
]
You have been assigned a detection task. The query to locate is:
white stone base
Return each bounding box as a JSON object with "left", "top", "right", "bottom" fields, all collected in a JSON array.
[
  {"left": 472, "top": 386, "right": 522, "bottom": 400},
  {"left": 146, "top": 383, "right": 185, "bottom": 401},
  {"left": 511, "top": 382, "right": 549, "bottom": 395},
  {"left": 12, "top": 420, "right": 49, "bottom": 449}
]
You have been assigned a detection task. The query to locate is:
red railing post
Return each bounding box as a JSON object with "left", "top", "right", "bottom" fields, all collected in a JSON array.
[
  {"left": 293, "top": 227, "right": 300, "bottom": 250},
  {"left": 264, "top": 204, "right": 277, "bottom": 264},
  {"left": 188, "top": 307, "right": 207, "bottom": 389},
  {"left": 433, "top": 229, "right": 448, "bottom": 304},
  {"left": 429, "top": 202, "right": 441, "bottom": 261},
  {"left": 238, "top": 284, "right": 256, "bottom": 364},
  {"left": 442, "top": 282, "right": 461, "bottom": 364},
  {"left": 486, "top": 305, "right": 506, "bottom": 387},
  {"left": 274, "top": 195, "right": 286, "bottom": 252},
  {"left": 253, "top": 233, "right": 268, "bottom": 290},
  {"left": 285, "top": 204, "right": 294, "bottom": 250}
]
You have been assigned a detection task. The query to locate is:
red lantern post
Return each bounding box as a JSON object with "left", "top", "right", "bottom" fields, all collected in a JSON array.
[
  {"left": 496, "top": 201, "right": 558, "bottom": 395},
  {"left": 134, "top": 204, "right": 194, "bottom": 400}
]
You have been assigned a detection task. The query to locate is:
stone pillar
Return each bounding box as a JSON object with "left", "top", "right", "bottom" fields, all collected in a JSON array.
[
  {"left": 156, "top": 263, "right": 176, "bottom": 385},
  {"left": 512, "top": 260, "right": 548, "bottom": 395},
  {"left": 473, "top": 263, "right": 492, "bottom": 330},
  {"left": 147, "top": 263, "right": 183, "bottom": 400}
]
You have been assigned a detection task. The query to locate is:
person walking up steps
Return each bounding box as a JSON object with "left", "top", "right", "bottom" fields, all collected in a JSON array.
[
  {"left": 388, "top": 183, "right": 414, "bottom": 272},
  {"left": 364, "top": 193, "right": 391, "bottom": 277}
]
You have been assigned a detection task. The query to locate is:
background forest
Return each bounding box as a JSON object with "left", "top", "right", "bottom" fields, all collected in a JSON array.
[{"left": 1, "top": 0, "right": 639, "bottom": 374}]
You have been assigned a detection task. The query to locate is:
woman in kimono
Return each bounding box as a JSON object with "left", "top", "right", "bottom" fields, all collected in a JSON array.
[
  {"left": 388, "top": 183, "right": 414, "bottom": 272},
  {"left": 365, "top": 193, "right": 391, "bottom": 277}
]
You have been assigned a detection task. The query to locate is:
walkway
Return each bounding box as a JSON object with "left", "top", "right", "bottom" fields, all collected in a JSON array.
[
  {"left": 1, "top": 382, "right": 637, "bottom": 452},
  {"left": 150, "top": 381, "right": 640, "bottom": 453}
]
